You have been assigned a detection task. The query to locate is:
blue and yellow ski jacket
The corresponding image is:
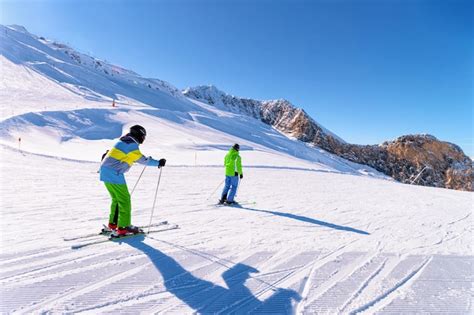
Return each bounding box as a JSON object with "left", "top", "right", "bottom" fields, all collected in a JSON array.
[{"left": 100, "top": 135, "right": 159, "bottom": 184}]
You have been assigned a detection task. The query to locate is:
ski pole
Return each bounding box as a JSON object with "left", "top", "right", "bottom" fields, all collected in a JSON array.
[
  {"left": 130, "top": 164, "right": 148, "bottom": 196},
  {"left": 206, "top": 178, "right": 225, "bottom": 200},
  {"left": 147, "top": 167, "right": 163, "bottom": 234},
  {"left": 235, "top": 177, "right": 242, "bottom": 197}
]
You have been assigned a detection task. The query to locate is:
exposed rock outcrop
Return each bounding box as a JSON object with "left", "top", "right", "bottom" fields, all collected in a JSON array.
[
  {"left": 184, "top": 86, "right": 473, "bottom": 191},
  {"left": 334, "top": 135, "right": 473, "bottom": 191}
]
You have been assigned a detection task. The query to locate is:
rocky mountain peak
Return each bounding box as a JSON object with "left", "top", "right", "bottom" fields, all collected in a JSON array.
[
  {"left": 184, "top": 86, "right": 473, "bottom": 191},
  {"left": 379, "top": 134, "right": 472, "bottom": 190},
  {"left": 183, "top": 85, "right": 228, "bottom": 106},
  {"left": 183, "top": 86, "right": 340, "bottom": 142},
  {"left": 333, "top": 134, "right": 473, "bottom": 191}
]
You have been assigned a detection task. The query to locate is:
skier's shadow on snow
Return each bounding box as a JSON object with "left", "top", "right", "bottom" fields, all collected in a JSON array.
[
  {"left": 237, "top": 206, "right": 370, "bottom": 235},
  {"left": 126, "top": 238, "right": 301, "bottom": 314}
]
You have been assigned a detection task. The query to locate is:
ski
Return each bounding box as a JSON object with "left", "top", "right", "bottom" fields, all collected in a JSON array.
[
  {"left": 64, "top": 221, "right": 169, "bottom": 241},
  {"left": 214, "top": 201, "right": 256, "bottom": 208},
  {"left": 71, "top": 224, "right": 179, "bottom": 249},
  {"left": 215, "top": 203, "right": 241, "bottom": 208}
]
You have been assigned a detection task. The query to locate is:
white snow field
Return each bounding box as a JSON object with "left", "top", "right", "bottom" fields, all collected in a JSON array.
[
  {"left": 0, "top": 24, "right": 473, "bottom": 314},
  {"left": 1, "top": 146, "right": 472, "bottom": 314}
]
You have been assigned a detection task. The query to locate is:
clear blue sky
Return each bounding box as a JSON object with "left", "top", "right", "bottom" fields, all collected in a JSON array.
[{"left": 1, "top": 0, "right": 472, "bottom": 155}]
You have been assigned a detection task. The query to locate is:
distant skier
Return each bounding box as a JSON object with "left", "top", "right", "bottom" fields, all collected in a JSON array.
[
  {"left": 100, "top": 125, "right": 166, "bottom": 236},
  {"left": 219, "top": 143, "right": 243, "bottom": 205}
]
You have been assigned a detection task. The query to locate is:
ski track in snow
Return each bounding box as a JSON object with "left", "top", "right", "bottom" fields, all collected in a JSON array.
[{"left": 0, "top": 147, "right": 472, "bottom": 314}]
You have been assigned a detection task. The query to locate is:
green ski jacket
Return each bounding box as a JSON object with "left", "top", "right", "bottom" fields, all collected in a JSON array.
[{"left": 224, "top": 148, "right": 243, "bottom": 176}]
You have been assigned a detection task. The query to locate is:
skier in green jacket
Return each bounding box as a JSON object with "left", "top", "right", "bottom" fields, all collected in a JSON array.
[{"left": 219, "top": 144, "right": 243, "bottom": 205}]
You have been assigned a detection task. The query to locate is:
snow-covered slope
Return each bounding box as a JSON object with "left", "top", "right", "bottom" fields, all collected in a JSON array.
[
  {"left": 0, "top": 25, "right": 197, "bottom": 117},
  {"left": 0, "top": 25, "right": 472, "bottom": 314},
  {"left": 0, "top": 24, "right": 381, "bottom": 177},
  {"left": 0, "top": 146, "right": 472, "bottom": 313}
]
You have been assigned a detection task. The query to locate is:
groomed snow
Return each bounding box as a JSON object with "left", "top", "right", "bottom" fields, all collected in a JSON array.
[{"left": 1, "top": 146, "right": 472, "bottom": 313}]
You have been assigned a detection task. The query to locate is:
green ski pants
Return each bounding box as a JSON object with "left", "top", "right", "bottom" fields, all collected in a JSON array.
[{"left": 104, "top": 182, "right": 131, "bottom": 228}]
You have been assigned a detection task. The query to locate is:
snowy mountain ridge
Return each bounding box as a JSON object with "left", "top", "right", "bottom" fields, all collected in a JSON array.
[
  {"left": 183, "top": 85, "right": 344, "bottom": 143},
  {"left": 21, "top": 24, "right": 184, "bottom": 101},
  {"left": 183, "top": 85, "right": 264, "bottom": 121},
  {"left": 0, "top": 24, "right": 193, "bottom": 115}
]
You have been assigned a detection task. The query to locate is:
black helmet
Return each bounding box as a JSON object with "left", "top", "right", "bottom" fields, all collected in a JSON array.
[
  {"left": 232, "top": 143, "right": 240, "bottom": 151},
  {"left": 129, "top": 125, "right": 146, "bottom": 144}
]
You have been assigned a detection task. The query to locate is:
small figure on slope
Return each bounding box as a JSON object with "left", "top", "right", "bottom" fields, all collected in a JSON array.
[
  {"left": 219, "top": 143, "right": 243, "bottom": 205},
  {"left": 100, "top": 125, "right": 166, "bottom": 236}
]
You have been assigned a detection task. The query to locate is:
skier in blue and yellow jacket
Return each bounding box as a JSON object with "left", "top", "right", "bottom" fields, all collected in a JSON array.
[{"left": 100, "top": 125, "right": 166, "bottom": 236}]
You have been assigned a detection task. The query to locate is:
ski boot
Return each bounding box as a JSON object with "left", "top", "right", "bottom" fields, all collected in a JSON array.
[
  {"left": 113, "top": 225, "right": 144, "bottom": 237},
  {"left": 218, "top": 195, "right": 227, "bottom": 204}
]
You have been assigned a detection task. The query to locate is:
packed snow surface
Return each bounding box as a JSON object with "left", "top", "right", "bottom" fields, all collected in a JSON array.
[
  {"left": 1, "top": 147, "right": 472, "bottom": 314},
  {"left": 0, "top": 24, "right": 472, "bottom": 313}
]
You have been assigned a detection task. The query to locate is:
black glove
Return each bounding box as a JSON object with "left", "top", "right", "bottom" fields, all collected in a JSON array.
[
  {"left": 158, "top": 158, "right": 166, "bottom": 167},
  {"left": 240, "top": 174, "right": 243, "bottom": 179}
]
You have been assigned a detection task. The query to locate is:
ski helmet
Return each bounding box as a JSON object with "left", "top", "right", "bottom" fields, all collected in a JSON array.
[
  {"left": 232, "top": 143, "right": 240, "bottom": 151},
  {"left": 129, "top": 125, "right": 146, "bottom": 144}
]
